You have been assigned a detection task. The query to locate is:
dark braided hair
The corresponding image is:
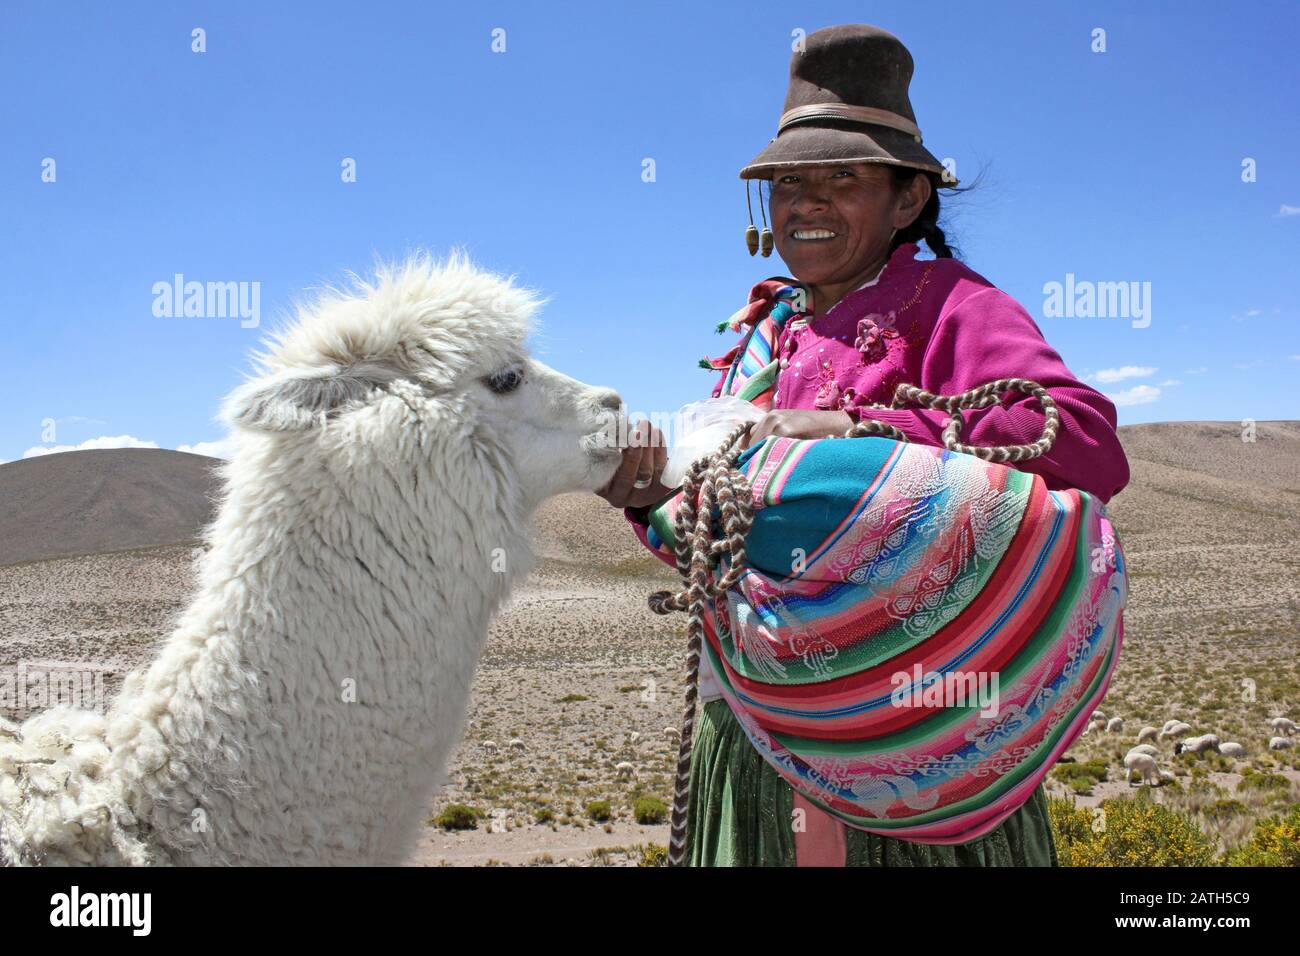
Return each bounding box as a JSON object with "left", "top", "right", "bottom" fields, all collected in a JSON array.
[{"left": 888, "top": 167, "right": 959, "bottom": 260}]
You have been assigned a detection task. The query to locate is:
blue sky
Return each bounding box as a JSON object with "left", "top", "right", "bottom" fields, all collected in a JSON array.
[{"left": 1, "top": 0, "right": 1296, "bottom": 462}]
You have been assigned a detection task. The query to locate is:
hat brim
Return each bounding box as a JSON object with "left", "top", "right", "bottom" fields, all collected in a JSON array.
[{"left": 739, "top": 120, "right": 957, "bottom": 186}]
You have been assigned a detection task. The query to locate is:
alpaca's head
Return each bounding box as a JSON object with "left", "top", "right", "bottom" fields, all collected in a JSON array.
[{"left": 221, "top": 253, "right": 624, "bottom": 511}]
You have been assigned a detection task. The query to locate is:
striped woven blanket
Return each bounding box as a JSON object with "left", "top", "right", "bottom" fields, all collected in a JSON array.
[{"left": 645, "top": 280, "right": 1127, "bottom": 844}]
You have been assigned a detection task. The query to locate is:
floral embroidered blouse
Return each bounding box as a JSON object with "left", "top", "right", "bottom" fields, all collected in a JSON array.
[{"left": 713, "top": 241, "right": 1130, "bottom": 502}]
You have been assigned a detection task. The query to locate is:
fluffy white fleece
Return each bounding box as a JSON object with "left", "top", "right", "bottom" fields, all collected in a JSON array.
[{"left": 0, "top": 253, "right": 622, "bottom": 865}]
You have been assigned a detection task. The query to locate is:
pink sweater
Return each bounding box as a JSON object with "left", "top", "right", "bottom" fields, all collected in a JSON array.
[{"left": 726, "top": 242, "right": 1129, "bottom": 502}]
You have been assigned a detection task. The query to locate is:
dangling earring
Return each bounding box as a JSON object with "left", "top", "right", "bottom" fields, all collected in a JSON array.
[
  {"left": 758, "top": 180, "right": 774, "bottom": 257},
  {"left": 744, "top": 181, "right": 759, "bottom": 256}
]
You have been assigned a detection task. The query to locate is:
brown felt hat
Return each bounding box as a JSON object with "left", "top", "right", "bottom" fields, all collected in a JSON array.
[{"left": 739, "top": 24, "right": 955, "bottom": 186}]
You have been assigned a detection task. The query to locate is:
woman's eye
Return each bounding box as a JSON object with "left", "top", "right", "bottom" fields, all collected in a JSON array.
[{"left": 486, "top": 367, "right": 524, "bottom": 394}]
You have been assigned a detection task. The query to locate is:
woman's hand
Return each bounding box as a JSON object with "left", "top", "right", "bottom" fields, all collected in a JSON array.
[
  {"left": 597, "top": 419, "right": 675, "bottom": 510},
  {"left": 744, "top": 409, "right": 854, "bottom": 449}
]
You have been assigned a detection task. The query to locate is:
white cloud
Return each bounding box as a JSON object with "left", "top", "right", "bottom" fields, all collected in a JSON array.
[
  {"left": 177, "top": 440, "right": 233, "bottom": 459},
  {"left": 1278, "top": 204, "right": 1300, "bottom": 217},
  {"left": 1290, "top": 355, "right": 1300, "bottom": 362},
  {"left": 22, "top": 435, "right": 159, "bottom": 459},
  {"left": 1092, "top": 365, "right": 1156, "bottom": 384},
  {"left": 15, "top": 434, "right": 234, "bottom": 461},
  {"left": 1106, "top": 385, "right": 1161, "bottom": 407},
  {"left": 1184, "top": 367, "right": 1208, "bottom": 375},
  {"left": 1158, "top": 379, "right": 1181, "bottom": 387}
]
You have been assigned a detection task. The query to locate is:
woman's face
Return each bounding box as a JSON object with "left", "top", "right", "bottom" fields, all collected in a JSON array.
[{"left": 767, "top": 163, "right": 929, "bottom": 288}]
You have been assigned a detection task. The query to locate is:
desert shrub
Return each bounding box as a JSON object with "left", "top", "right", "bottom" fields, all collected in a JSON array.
[
  {"left": 558, "top": 693, "right": 590, "bottom": 703},
  {"left": 1205, "top": 798, "right": 1249, "bottom": 823},
  {"left": 1237, "top": 770, "right": 1291, "bottom": 797},
  {"left": 637, "top": 843, "right": 668, "bottom": 867},
  {"left": 433, "top": 804, "right": 482, "bottom": 831},
  {"left": 1050, "top": 759, "right": 1109, "bottom": 794},
  {"left": 633, "top": 797, "right": 668, "bottom": 825},
  {"left": 533, "top": 806, "right": 555, "bottom": 824},
  {"left": 1047, "top": 797, "right": 1097, "bottom": 852},
  {"left": 586, "top": 800, "right": 612, "bottom": 822},
  {"left": 1051, "top": 792, "right": 1216, "bottom": 867},
  {"left": 1224, "top": 805, "right": 1300, "bottom": 867}
]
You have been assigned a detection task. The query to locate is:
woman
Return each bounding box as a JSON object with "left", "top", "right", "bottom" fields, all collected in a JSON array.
[{"left": 599, "top": 24, "right": 1129, "bottom": 866}]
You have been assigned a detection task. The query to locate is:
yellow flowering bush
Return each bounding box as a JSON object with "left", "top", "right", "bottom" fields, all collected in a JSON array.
[
  {"left": 1048, "top": 793, "right": 1216, "bottom": 867},
  {"left": 1224, "top": 806, "right": 1300, "bottom": 867}
]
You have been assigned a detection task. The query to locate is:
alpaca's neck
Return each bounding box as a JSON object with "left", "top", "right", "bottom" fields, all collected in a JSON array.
[{"left": 106, "top": 452, "right": 532, "bottom": 865}]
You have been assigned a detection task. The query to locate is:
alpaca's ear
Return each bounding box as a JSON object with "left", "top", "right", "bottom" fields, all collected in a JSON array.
[{"left": 223, "top": 362, "right": 399, "bottom": 432}]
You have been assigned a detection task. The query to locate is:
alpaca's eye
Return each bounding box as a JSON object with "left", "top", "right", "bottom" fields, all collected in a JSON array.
[{"left": 486, "top": 367, "right": 524, "bottom": 394}]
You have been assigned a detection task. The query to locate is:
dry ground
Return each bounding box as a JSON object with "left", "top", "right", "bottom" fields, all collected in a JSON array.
[{"left": 2, "top": 421, "right": 1297, "bottom": 865}]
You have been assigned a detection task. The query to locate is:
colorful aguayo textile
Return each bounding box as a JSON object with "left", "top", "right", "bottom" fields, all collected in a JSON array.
[{"left": 650, "top": 283, "right": 1128, "bottom": 844}]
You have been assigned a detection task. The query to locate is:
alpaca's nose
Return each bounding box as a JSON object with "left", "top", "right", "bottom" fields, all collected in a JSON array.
[{"left": 594, "top": 388, "right": 623, "bottom": 412}]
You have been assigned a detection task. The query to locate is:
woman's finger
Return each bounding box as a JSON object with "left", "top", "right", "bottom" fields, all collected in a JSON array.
[
  {"left": 601, "top": 443, "right": 646, "bottom": 502},
  {"left": 632, "top": 421, "right": 655, "bottom": 488}
]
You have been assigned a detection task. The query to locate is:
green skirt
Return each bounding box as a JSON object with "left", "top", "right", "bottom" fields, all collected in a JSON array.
[{"left": 686, "top": 699, "right": 1059, "bottom": 867}]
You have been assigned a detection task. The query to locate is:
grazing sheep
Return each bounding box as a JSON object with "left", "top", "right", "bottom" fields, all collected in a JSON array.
[
  {"left": 1175, "top": 734, "right": 1221, "bottom": 755},
  {"left": 0, "top": 254, "right": 624, "bottom": 866},
  {"left": 483, "top": 740, "right": 500, "bottom": 753},
  {"left": 1128, "top": 744, "right": 1160, "bottom": 758},
  {"left": 1269, "top": 736, "right": 1294, "bottom": 751},
  {"left": 1159, "top": 721, "right": 1192, "bottom": 741},
  {"left": 1268, "top": 717, "right": 1297, "bottom": 737},
  {"left": 629, "top": 732, "right": 641, "bottom": 745},
  {"left": 1219, "top": 742, "right": 1247, "bottom": 758},
  {"left": 614, "top": 761, "right": 635, "bottom": 779},
  {"left": 508, "top": 739, "right": 526, "bottom": 752},
  {"left": 1106, "top": 717, "right": 1124, "bottom": 734},
  {"left": 1092, "top": 710, "right": 1106, "bottom": 722},
  {"left": 1083, "top": 718, "right": 1107, "bottom": 736},
  {"left": 1123, "top": 752, "right": 1161, "bottom": 786},
  {"left": 663, "top": 727, "right": 681, "bottom": 741},
  {"left": 1137, "top": 726, "right": 1159, "bottom": 745}
]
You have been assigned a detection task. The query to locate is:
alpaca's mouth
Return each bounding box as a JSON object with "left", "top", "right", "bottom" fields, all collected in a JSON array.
[
  {"left": 582, "top": 409, "right": 623, "bottom": 452},
  {"left": 582, "top": 429, "right": 623, "bottom": 461}
]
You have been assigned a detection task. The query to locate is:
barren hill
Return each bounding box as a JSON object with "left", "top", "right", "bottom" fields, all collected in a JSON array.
[{"left": 0, "top": 449, "right": 224, "bottom": 567}]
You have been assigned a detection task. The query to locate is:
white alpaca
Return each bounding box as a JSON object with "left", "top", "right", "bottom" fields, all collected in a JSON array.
[
  {"left": 1218, "top": 743, "right": 1247, "bottom": 758},
  {"left": 1123, "top": 752, "right": 1161, "bottom": 786},
  {"left": 1159, "top": 721, "right": 1192, "bottom": 741},
  {"left": 1136, "top": 726, "right": 1159, "bottom": 745},
  {"left": 1105, "top": 717, "right": 1124, "bottom": 734},
  {"left": 1128, "top": 744, "right": 1159, "bottom": 757},
  {"left": 1268, "top": 717, "right": 1297, "bottom": 737},
  {"left": 0, "top": 254, "right": 623, "bottom": 866},
  {"left": 1175, "top": 734, "right": 1220, "bottom": 755}
]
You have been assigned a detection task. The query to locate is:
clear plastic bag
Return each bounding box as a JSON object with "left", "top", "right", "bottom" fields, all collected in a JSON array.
[{"left": 661, "top": 395, "right": 766, "bottom": 488}]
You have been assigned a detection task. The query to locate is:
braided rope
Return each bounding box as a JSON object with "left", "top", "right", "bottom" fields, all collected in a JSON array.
[{"left": 647, "top": 378, "right": 1058, "bottom": 867}]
